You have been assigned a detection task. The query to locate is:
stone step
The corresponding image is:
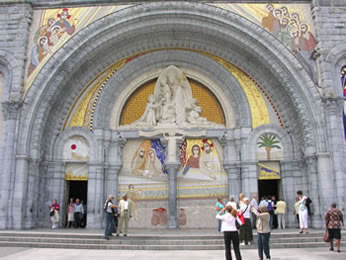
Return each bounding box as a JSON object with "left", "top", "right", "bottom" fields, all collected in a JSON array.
[
  {"left": 0, "top": 236, "right": 344, "bottom": 245},
  {"left": 0, "top": 241, "right": 334, "bottom": 250},
  {"left": 0, "top": 231, "right": 330, "bottom": 239}
]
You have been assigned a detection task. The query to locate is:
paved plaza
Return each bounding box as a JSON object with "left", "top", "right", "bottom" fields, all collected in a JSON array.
[{"left": 0, "top": 247, "right": 344, "bottom": 260}]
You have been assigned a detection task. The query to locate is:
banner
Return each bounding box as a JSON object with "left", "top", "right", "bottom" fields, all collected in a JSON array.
[{"left": 258, "top": 163, "right": 280, "bottom": 180}]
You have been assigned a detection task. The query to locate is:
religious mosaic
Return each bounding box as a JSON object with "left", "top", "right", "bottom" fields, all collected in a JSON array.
[
  {"left": 342, "top": 66, "right": 346, "bottom": 140},
  {"left": 212, "top": 3, "right": 316, "bottom": 57},
  {"left": 25, "top": 4, "right": 315, "bottom": 91},
  {"left": 256, "top": 133, "right": 282, "bottom": 161},
  {"left": 25, "top": 5, "right": 129, "bottom": 89},
  {"left": 258, "top": 161, "right": 281, "bottom": 180},
  {"left": 119, "top": 138, "right": 227, "bottom": 226}
]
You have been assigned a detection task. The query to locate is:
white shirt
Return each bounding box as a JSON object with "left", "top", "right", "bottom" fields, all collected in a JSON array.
[
  {"left": 298, "top": 196, "right": 307, "bottom": 212},
  {"left": 216, "top": 212, "right": 241, "bottom": 232},
  {"left": 250, "top": 198, "right": 258, "bottom": 210},
  {"left": 106, "top": 200, "right": 113, "bottom": 213},
  {"left": 259, "top": 200, "right": 268, "bottom": 208},
  {"left": 124, "top": 200, "right": 129, "bottom": 210},
  {"left": 240, "top": 204, "right": 251, "bottom": 219}
]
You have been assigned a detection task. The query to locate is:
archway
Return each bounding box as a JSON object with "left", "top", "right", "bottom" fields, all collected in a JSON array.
[{"left": 14, "top": 2, "right": 324, "bottom": 228}]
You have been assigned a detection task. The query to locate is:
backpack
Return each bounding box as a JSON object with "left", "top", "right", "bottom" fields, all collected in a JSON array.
[
  {"left": 104, "top": 200, "right": 110, "bottom": 212},
  {"left": 305, "top": 197, "right": 312, "bottom": 215},
  {"left": 267, "top": 201, "right": 273, "bottom": 211}
]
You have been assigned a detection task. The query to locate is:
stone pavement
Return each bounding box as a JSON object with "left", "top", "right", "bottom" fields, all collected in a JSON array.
[{"left": 0, "top": 247, "right": 345, "bottom": 260}]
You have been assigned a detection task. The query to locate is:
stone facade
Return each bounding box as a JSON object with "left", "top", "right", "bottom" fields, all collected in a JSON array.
[{"left": 0, "top": 0, "right": 345, "bottom": 230}]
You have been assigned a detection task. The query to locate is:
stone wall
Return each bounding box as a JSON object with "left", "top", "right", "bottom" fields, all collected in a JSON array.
[
  {"left": 312, "top": 0, "right": 346, "bottom": 213},
  {"left": 0, "top": 4, "right": 32, "bottom": 229}
]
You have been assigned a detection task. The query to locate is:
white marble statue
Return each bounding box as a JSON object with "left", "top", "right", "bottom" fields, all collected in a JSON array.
[{"left": 121, "top": 65, "right": 224, "bottom": 129}]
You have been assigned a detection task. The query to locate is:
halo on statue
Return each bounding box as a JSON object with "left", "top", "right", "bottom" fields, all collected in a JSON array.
[{"left": 120, "top": 65, "right": 224, "bottom": 129}]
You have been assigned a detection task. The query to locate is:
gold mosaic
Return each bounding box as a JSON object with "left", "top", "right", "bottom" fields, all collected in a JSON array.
[{"left": 119, "top": 78, "right": 225, "bottom": 125}]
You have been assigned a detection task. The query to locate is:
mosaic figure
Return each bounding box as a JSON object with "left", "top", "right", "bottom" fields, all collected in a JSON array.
[
  {"left": 262, "top": 4, "right": 276, "bottom": 32},
  {"left": 127, "top": 184, "right": 142, "bottom": 221},
  {"left": 144, "top": 148, "right": 162, "bottom": 177},
  {"left": 54, "top": 8, "right": 75, "bottom": 35},
  {"left": 199, "top": 139, "right": 221, "bottom": 179},
  {"left": 182, "top": 144, "right": 201, "bottom": 175}
]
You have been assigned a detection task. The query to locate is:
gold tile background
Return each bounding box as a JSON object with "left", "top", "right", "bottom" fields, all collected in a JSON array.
[{"left": 119, "top": 78, "right": 225, "bottom": 125}]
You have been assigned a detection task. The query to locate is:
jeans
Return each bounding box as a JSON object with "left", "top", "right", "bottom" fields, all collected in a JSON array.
[
  {"left": 104, "top": 212, "right": 115, "bottom": 238},
  {"left": 251, "top": 212, "right": 257, "bottom": 229},
  {"left": 257, "top": 232, "right": 271, "bottom": 260},
  {"left": 269, "top": 212, "right": 273, "bottom": 230},
  {"left": 74, "top": 212, "right": 82, "bottom": 228},
  {"left": 224, "top": 231, "right": 242, "bottom": 260}
]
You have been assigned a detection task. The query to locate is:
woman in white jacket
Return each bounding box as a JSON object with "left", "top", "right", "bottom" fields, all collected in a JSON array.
[{"left": 216, "top": 205, "right": 242, "bottom": 260}]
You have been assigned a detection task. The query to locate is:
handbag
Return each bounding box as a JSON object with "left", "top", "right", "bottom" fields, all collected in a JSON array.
[
  {"left": 237, "top": 204, "right": 248, "bottom": 225},
  {"left": 49, "top": 209, "right": 55, "bottom": 217},
  {"left": 323, "top": 229, "right": 330, "bottom": 242},
  {"left": 235, "top": 219, "right": 241, "bottom": 230}
]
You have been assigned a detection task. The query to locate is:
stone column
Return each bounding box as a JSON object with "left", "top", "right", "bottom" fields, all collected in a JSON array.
[
  {"left": 324, "top": 97, "right": 345, "bottom": 211},
  {"left": 280, "top": 160, "right": 301, "bottom": 228},
  {"left": 0, "top": 102, "right": 21, "bottom": 229},
  {"left": 106, "top": 131, "right": 126, "bottom": 202},
  {"left": 166, "top": 162, "right": 180, "bottom": 229},
  {"left": 10, "top": 155, "right": 29, "bottom": 229},
  {"left": 87, "top": 162, "right": 104, "bottom": 229},
  {"left": 304, "top": 155, "right": 322, "bottom": 228},
  {"left": 224, "top": 165, "right": 241, "bottom": 199},
  {"left": 241, "top": 162, "right": 258, "bottom": 199},
  {"left": 24, "top": 158, "right": 41, "bottom": 229},
  {"left": 221, "top": 130, "right": 242, "bottom": 199},
  {"left": 105, "top": 166, "right": 121, "bottom": 202},
  {"left": 46, "top": 161, "right": 65, "bottom": 228},
  {"left": 316, "top": 153, "right": 335, "bottom": 214}
]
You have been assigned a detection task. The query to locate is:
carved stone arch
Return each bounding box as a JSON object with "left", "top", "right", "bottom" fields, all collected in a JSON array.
[
  {"left": 0, "top": 50, "right": 18, "bottom": 101},
  {"left": 94, "top": 50, "right": 251, "bottom": 130},
  {"left": 52, "top": 127, "right": 98, "bottom": 162},
  {"left": 18, "top": 2, "right": 320, "bottom": 163},
  {"left": 325, "top": 44, "right": 346, "bottom": 98},
  {"left": 244, "top": 124, "right": 295, "bottom": 162}
]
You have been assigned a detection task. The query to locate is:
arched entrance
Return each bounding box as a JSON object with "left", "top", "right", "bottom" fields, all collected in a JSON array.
[{"left": 9, "top": 2, "right": 329, "bottom": 229}]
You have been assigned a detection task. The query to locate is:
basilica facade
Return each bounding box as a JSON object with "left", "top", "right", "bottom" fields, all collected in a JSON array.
[{"left": 0, "top": 0, "right": 345, "bottom": 230}]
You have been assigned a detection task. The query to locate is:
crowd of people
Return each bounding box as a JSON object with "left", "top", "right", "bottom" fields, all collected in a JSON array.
[
  {"left": 48, "top": 189, "right": 344, "bottom": 258},
  {"left": 49, "top": 198, "right": 87, "bottom": 229},
  {"left": 215, "top": 191, "right": 344, "bottom": 260}
]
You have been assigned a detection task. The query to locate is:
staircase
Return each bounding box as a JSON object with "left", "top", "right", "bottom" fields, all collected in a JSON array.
[{"left": 0, "top": 230, "right": 344, "bottom": 250}]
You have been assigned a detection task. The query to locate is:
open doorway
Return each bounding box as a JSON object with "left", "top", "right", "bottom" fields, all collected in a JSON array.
[
  {"left": 258, "top": 179, "right": 279, "bottom": 201},
  {"left": 66, "top": 180, "right": 88, "bottom": 228},
  {"left": 69, "top": 181, "right": 88, "bottom": 202}
]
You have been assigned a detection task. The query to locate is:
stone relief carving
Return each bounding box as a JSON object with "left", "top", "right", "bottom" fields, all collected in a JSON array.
[{"left": 120, "top": 65, "right": 224, "bottom": 129}]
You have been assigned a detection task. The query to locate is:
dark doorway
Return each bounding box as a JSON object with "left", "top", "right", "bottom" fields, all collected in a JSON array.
[
  {"left": 69, "top": 181, "right": 88, "bottom": 203},
  {"left": 258, "top": 179, "right": 279, "bottom": 201},
  {"left": 67, "top": 181, "right": 88, "bottom": 228}
]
